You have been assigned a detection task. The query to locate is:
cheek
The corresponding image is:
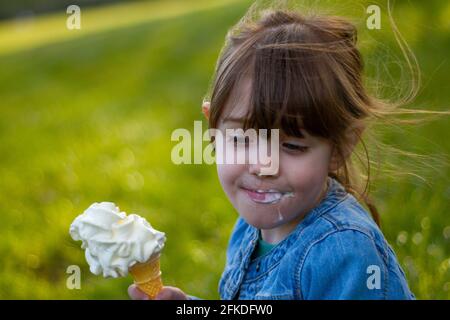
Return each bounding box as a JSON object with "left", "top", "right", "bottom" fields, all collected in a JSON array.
[
  {"left": 280, "top": 148, "right": 332, "bottom": 189},
  {"left": 216, "top": 164, "right": 244, "bottom": 196}
]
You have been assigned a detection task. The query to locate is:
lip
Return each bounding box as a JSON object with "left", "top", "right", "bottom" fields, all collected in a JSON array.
[{"left": 240, "top": 186, "right": 293, "bottom": 204}]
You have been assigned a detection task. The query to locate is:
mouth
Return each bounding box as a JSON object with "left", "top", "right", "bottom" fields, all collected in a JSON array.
[{"left": 241, "top": 187, "right": 294, "bottom": 204}]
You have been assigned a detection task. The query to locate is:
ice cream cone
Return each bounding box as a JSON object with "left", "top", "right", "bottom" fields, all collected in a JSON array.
[{"left": 129, "top": 254, "right": 163, "bottom": 299}]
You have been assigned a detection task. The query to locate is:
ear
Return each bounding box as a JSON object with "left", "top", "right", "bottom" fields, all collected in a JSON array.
[
  {"left": 202, "top": 101, "right": 210, "bottom": 120},
  {"left": 328, "top": 125, "right": 364, "bottom": 172}
]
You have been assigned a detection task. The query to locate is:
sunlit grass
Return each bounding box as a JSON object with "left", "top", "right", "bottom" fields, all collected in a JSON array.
[{"left": 0, "top": 0, "right": 240, "bottom": 56}]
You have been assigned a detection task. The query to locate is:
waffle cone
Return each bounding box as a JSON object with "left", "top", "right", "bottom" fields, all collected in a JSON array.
[{"left": 129, "top": 254, "right": 163, "bottom": 299}]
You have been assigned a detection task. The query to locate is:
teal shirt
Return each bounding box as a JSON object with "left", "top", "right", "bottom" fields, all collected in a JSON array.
[{"left": 251, "top": 230, "right": 277, "bottom": 259}]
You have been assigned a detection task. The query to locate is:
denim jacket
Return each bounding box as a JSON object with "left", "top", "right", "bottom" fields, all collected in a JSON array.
[{"left": 215, "top": 176, "right": 415, "bottom": 300}]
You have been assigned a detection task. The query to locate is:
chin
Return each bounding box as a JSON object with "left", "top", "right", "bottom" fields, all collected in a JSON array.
[{"left": 239, "top": 212, "right": 280, "bottom": 230}]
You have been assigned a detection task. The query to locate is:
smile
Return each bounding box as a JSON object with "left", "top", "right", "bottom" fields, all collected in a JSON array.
[{"left": 242, "top": 188, "right": 294, "bottom": 204}]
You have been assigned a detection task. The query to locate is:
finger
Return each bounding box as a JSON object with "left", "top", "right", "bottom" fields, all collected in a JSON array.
[
  {"left": 154, "top": 286, "right": 187, "bottom": 300},
  {"left": 128, "top": 284, "right": 149, "bottom": 300},
  {"left": 154, "top": 287, "right": 172, "bottom": 300}
]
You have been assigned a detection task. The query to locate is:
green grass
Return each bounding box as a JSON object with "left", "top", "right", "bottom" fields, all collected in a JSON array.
[{"left": 0, "top": 0, "right": 449, "bottom": 299}]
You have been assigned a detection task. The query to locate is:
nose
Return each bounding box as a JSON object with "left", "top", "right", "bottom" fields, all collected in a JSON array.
[
  {"left": 248, "top": 158, "right": 279, "bottom": 177},
  {"left": 246, "top": 132, "right": 280, "bottom": 177}
]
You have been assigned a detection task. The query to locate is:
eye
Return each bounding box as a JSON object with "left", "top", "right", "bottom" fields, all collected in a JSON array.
[
  {"left": 231, "top": 135, "right": 249, "bottom": 145},
  {"left": 282, "top": 142, "right": 308, "bottom": 152}
]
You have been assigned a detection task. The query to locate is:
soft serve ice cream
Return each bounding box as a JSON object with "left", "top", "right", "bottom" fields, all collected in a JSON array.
[{"left": 69, "top": 202, "right": 166, "bottom": 278}]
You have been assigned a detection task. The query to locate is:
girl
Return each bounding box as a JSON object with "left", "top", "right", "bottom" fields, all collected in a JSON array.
[{"left": 130, "top": 5, "right": 418, "bottom": 300}]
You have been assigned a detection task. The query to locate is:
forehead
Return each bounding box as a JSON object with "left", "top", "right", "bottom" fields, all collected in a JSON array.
[
  {"left": 217, "top": 76, "right": 314, "bottom": 141},
  {"left": 219, "top": 76, "right": 252, "bottom": 124}
]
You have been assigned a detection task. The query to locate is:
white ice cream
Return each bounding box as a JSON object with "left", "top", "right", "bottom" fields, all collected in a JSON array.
[
  {"left": 260, "top": 191, "right": 294, "bottom": 204},
  {"left": 69, "top": 202, "right": 166, "bottom": 278}
]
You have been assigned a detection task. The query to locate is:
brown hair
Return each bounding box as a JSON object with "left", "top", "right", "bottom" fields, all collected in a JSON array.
[{"left": 203, "top": 3, "right": 448, "bottom": 226}]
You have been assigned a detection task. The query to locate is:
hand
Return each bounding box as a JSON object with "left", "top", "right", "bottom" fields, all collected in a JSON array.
[{"left": 128, "top": 284, "right": 188, "bottom": 300}]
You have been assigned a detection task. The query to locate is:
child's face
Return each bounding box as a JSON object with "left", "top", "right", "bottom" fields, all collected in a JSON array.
[{"left": 213, "top": 79, "right": 336, "bottom": 241}]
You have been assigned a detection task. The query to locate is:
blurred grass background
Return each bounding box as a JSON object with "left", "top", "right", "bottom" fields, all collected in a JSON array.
[{"left": 0, "top": 0, "right": 448, "bottom": 299}]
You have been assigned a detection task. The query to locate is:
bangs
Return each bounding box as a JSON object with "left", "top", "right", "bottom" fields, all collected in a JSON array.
[
  {"left": 242, "top": 32, "right": 339, "bottom": 139},
  {"left": 209, "top": 21, "right": 354, "bottom": 142}
]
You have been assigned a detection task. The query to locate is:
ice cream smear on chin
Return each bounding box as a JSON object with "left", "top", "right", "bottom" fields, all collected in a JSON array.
[{"left": 69, "top": 202, "right": 165, "bottom": 278}]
